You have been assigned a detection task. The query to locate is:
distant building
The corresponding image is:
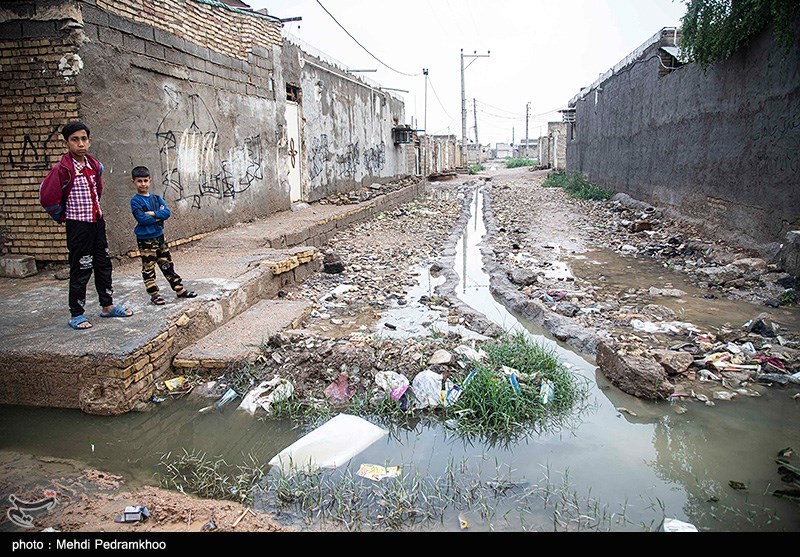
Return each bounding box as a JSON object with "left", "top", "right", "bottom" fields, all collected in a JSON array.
[{"left": 494, "top": 142, "right": 513, "bottom": 159}]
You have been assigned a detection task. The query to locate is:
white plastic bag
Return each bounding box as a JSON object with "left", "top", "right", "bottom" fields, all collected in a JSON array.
[{"left": 412, "top": 369, "right": 444, "bottom": 409}]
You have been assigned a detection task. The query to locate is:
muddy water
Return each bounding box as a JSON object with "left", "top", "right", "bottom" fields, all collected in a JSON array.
[
  {"left": 568, "top": 247, "right": 800, "bottom": 333},
  {"left": 1, "top": 188, "right": 798, "bottom": 532}
]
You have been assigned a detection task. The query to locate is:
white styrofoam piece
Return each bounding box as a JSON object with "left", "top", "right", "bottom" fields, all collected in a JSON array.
[{"left": 268, "top": 414, "right": 388, "bottom": 473}]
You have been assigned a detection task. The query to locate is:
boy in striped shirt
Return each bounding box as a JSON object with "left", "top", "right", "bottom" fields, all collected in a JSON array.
[{"left": 40, "top": 121, "right": 133, "bottom": 329}]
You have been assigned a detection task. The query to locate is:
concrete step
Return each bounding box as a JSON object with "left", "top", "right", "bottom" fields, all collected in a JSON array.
[{"left": 173, "top": 299, "right": 312, "bottom": 374}]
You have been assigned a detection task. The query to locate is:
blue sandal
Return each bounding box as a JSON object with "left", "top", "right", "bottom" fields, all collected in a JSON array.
[
  {"left": 100, "top": 305, "right": 133, "bottom": 318},
  {"left": 68, "top": 315, "right": 93, "bottom": 330}
]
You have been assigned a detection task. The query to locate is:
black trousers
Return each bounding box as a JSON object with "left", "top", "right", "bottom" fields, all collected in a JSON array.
[{"left": 66, "top": 219, "right": 114, "bottom": 317}]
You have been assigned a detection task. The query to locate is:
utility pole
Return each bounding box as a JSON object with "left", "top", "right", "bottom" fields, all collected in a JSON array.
[
  {"left": 461, "top": 48, "right": 490, "bottom": 167},
  {"left": 525, "top": 102, "right": 530, "bottom": 158},
  {"left": 473, "top": 98, "right": 479, "bottom": 146},
  {"left": 423, "top": 68, "right": 429, "bottom": 133}
]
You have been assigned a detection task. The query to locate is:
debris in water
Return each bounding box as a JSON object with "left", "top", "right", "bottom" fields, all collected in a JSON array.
[
  {"left": 616, "top": 407, "right": 638, "bottom": 417},
  {"left": 662, "top": 518, "right": 698, "bottom": 532},
  {"left": 729, "top": 480, "right": 748, "bottom": 490},
  {"left": 356, "top": 464, "right": 401, "bottom": 481}
]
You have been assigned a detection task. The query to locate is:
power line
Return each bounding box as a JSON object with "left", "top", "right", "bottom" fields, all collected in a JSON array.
[
  {"left": 427, "top": 76, "right": 454, "bottom": 120},
  {"left": 315, "top": 1, "right": 421, "bottom": 77}
]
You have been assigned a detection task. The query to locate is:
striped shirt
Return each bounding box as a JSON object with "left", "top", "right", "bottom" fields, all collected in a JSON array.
[{"left": 65, "top": 157, "right": 102, "bottom": 222}]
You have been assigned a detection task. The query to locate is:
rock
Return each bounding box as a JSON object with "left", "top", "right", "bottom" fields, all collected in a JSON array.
[
  {"left": 323, "top": 252, "right": 345, "bottom": 274},
  {"left": 428, "top": 349, "right": 453, "bottom": 365},
  {"left": 651, "top": 349, "right": 695, "bottom": 376},
  {"left": 697, "top": 265, "right": 742, "bottom": 285},
  {"left": 731, "top": 257, "right": 767, "bottom": 271},
  {"left": 0, "top": 255, "right": 37, "bottom": 278},
  {"left": 648, "top": 287, "right": 687, "bottom": 298},
  {"left": 595, "top": 341, "right": 674, "bottom": 400},
  {"left": 507, "top": 267, "right": 538, "bottom": 286},
  {"left": 54, "top": 267, "right": 70, "bottom": 280},
  {"left": 554, "top": 303, "right": 579, "bottom": 317}
]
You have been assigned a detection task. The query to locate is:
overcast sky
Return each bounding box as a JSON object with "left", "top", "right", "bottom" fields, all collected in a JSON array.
[{"left": 246, "top": 0, "right": 688, "bottom": 146}]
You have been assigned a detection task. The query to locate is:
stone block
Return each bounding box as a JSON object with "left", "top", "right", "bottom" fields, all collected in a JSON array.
[{"left": 0, "top": 255, "right": 37, "bottom": 278}]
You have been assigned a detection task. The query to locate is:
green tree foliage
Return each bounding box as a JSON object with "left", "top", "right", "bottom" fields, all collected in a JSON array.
[{"left": 679, "top": 0, "right": 800, "bottom": 67}]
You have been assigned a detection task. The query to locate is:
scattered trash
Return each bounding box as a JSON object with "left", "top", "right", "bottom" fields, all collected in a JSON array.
[
  {"left": 239, "top": 377, "right": 293, "bottom": 415},
  {"left": 673, "top": 406, "right": 687, "bottom": 414},
  {"left": 150, "top": 395, "right": 166, "bottom": 404},
  {"left": 616, "top": 407, "right": 638, "bottom": 417},
  {"left": 412, "top": 369, "right": 445, "bottom": 409},
  {"left": 214, "top": 387, "right": 239, "bottom": 410},
  {"left": 729, "top": 480, "right": 748, "bottom": 490},
  {"left": 539, "top": 380, "right": 555, "bottom": 404},
  {"left": 389, "top": 383, "right": 409, "bottom": 402},
  {"left": 712, "top": 390, "right": 736, "bottom": 401},
  {"left": 662, "top": 518, "right": 698, "bottom": 532},
  {"left": 165, "top": 377, "right": 187, "bottom": 391},
  {"left": 458, "top": 513, "right": 469, "bottom": 530},
  {"left": 356, "top": 463, "right": 402, "bottom": 481},
  {"left": 268, "top": 414, "right": 388, "bottom": 474},
  {"left": 201, "top": 519, "right": 217, "bottom": 531},
  {"left": 375, "top": 371, "right": 409, "bottom": 394},
  {"left": 445, "top": 418, "right": 459, "bottom": 429},
  {"left": 114, "top": 505, "right": 150, "bottom": 523},
  {"left": 41, "top": 527, "right": 60, "bottom": 532},
  {"left": 384, "top": 323, "right": 397, "bottom": 330},
  {"left": 507, "top": 372, "right": 521, "bottom": 393},
  {"left": 455, "top": 345, "right": 486, "bottom": 362},
  {"left": 323, "top": 372, "right": 356, "bottom": 404}
]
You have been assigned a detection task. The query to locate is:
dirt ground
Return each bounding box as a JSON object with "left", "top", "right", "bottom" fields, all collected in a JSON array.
[{"left": 4, "top": 164, "right": 798, "bottom": 533}]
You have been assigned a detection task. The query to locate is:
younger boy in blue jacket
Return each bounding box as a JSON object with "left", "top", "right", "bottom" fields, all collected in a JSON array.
[{"left": 130, "top": 166, "right": 197, "bottom": 305}]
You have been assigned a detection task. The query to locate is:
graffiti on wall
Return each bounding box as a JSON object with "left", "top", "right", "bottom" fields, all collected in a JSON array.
[
  {"left": 336, "top": 141, "right": 360, "bottom": 178},
  {"left": 363, "top": 141, "right": 385, "bottom": 174},
  {"left": 332, "top": 141, "right": 386, "bottom": 179},
  {"left": 156, "top": 91, "right": 264, "bottom": 209},
  {"left": 4, "top": 127, "right": 61, "bottom": 169},
  {"left": 308, "top": 134, "right": 329, "bottom": 181}
]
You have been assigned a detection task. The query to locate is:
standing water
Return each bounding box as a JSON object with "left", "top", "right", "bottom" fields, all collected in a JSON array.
[{"left": 0, "top": 187, "right": 797, "bottom": 532}]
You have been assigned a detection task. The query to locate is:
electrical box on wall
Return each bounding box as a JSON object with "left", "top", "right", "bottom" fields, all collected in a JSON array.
[{"left": 392, "top": 125, "right": 414, "bottom": 145}]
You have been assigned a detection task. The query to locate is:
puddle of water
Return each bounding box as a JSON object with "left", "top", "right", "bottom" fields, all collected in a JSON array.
[
  {"left": 569, "top": 247, "right": 800, "bottom": 333},
  {"left": 0, "top": 187, "right": 798, "bottom": 532}
]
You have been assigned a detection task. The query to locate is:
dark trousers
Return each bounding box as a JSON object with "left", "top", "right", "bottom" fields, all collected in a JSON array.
[
  {"left": 66, "top": 219, "right": 114, "bottom": 317},
  {"left": 137, "top": 235, "right": 183, "bottom": 296}
]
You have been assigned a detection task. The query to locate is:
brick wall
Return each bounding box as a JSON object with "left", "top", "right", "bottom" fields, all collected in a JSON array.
[
  {"left": 96, "top": 0, "right": 281, "bottom": 61},
  {"left": 0, "top": 24, "right": 80, "bottom": 261},
  {"left": 1, "top": 0, "right": 284, "bottom": 262}
]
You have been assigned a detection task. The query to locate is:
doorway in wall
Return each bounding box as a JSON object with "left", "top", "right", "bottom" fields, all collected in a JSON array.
[{"left": 285, "top": 84, "right": 303, "bottom": 203}]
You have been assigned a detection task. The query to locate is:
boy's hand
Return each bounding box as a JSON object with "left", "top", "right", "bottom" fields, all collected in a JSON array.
[{"left": 145, "top": 211, "right": 155, "bottom": 216}]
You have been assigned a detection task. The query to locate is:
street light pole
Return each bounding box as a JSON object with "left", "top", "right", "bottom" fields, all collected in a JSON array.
[{"left": 460, "top": 49, "right": 489, "bottom": 168}]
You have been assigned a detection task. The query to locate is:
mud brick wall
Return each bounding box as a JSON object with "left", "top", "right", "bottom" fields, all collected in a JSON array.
[
  {"left": 566, "top": 21, "right": 800, "bottom": 253},
  {"left": 0, "top": 19, "right": 80, "bottom": 261},
  {"left": 0, "top": 0, "right": 285, "bottom": 262}
]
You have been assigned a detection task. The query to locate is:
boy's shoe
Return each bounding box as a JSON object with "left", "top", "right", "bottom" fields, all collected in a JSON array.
[
  {"left": 177, "top": 290, "right": 197, "bottom": 299},
  {"left": 151, "top": 294, "right": 166, "bottom": 305}
]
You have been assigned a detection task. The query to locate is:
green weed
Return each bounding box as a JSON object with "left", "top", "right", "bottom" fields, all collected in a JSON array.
[{"left": 505, "top": 158, "right": 537, "bottom": 168}]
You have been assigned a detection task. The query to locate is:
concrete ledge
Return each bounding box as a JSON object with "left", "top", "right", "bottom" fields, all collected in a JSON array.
[{"left": 173, "top": 299, "right": 312, "bottom": 375}]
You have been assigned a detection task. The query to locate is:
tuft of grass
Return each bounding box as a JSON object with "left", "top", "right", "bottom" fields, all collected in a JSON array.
[
  {"left": 505, "top": 158, "right": 537, "bottom": 168},
  {"left": 157, "top": 449, "right": 267, "bottom": 504},
  {"left": 468, "top": 163, "right": 485, "bottom": 175},
  {"left": 542, "top": 170, "right": 614, "bottom": 201},
  {"left": 444, "top": 332, "right": 590, "bottom": 441}
]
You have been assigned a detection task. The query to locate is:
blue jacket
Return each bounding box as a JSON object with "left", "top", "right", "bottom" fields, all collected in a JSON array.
[{"left": 131, "top": 193, "right": 171, "bottom": 239}]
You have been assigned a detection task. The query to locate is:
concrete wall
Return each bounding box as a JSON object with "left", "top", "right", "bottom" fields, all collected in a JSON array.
[
  {"left": 566, "top": 21, "right": 800, "bottom": 251},
  {"left": 280, "top": 38, "right": 413, "bottom": 203}
]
